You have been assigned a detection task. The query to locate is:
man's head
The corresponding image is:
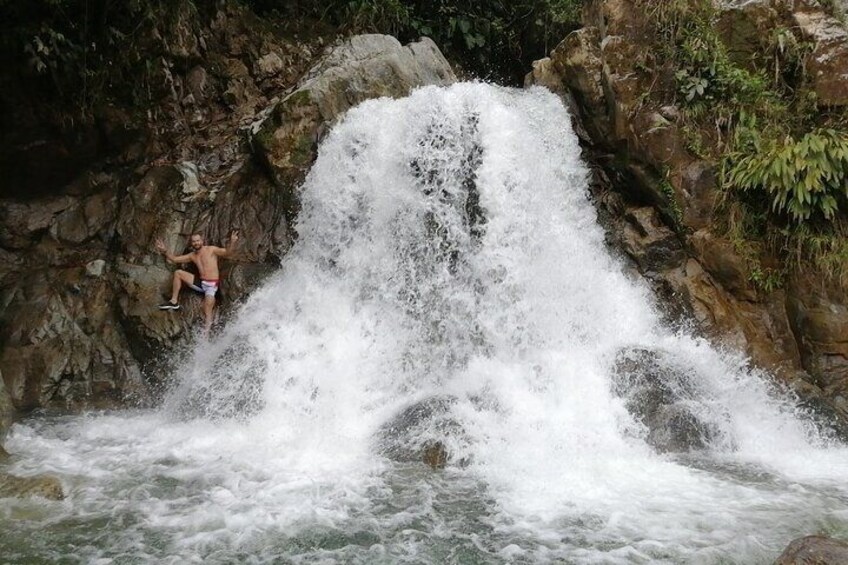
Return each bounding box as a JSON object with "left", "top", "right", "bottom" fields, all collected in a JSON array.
[{"left": 190, "top": 233, "right": 205, "bottom": 250}]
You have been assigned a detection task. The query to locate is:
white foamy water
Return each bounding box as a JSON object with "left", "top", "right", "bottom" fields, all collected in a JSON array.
[{"left": 4, "top": 83, "right": 848, "bottom": 564}]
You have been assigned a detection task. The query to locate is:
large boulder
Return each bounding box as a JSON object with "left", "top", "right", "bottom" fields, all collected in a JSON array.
[
  {"left": 376, "top": 396, "right": 466, "bottom": 467},
  {"left": 252, "top": 35, "right": 456, "bottom": 223},
  {"left": 0, "top": 369, "right": 12, "bottom": 442}
]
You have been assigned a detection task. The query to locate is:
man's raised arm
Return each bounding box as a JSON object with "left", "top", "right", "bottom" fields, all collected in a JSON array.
[
  {"left": 155, "top": 239, "right": 192, "bottom": 263},
  {"left": 213, "top": 229, "right": 240, "bottom": 257}
]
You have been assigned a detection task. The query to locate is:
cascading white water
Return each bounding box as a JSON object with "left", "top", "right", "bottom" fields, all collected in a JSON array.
[{"left": 4, "top": 83, "right": 848, "bottom": 564}]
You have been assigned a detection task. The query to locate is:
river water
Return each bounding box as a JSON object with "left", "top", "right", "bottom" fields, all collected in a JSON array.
[{"left": 3, "top": 84, "right": 848, "bottom": 564}]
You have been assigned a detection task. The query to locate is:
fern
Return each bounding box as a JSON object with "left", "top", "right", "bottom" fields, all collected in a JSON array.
[{"left": 727, "top": 130, "right": 848, "bottom": 222}]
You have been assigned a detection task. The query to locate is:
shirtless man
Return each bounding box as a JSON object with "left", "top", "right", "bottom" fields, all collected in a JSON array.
[{"left": 154, "top": 230, "right": 240, "bottom": 334}]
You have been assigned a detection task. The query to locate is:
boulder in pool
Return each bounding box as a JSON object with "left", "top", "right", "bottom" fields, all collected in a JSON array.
[
  {"left": 0, "top": 473, "right": 65, "bottom": 500},
  {"left": 774, "top": 535, "right": 848, "bottom": 564}
]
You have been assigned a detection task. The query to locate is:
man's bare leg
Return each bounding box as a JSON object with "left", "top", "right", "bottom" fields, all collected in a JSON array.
[
  {"left": 169, "top": 270, "right": 195, "bottom": 304},
  {"left": 203, "top": 295, "right": 215, "bottom": 336}
]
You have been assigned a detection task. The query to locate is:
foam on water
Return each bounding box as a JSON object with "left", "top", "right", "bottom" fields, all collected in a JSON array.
[{"left": 4, "top": 83, "right": 848, "bottom": 564}]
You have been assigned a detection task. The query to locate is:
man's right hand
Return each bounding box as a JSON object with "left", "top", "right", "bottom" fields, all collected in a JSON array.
[{"left": 154, "top": 239, "right": 167, "bottom": 254}]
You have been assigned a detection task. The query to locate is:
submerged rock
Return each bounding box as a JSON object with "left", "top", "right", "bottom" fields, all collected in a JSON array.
[
  {"left": 169, "top": 339, "right": 265, "bottom": 421},
  {"left": 422, "top": 441, "right": 449, "bottom": 469},
  {"left": 613, "top": 348, "right": 726, "bottom": 452},
  {"left": 376, "top": 396, "right": 465, "bottom": 467},
  {"left": 0, "top": 473, "right": 65, "bottom": 501},
  {"left": 774, "top": 535, "right": 848, "bottom": 564}
]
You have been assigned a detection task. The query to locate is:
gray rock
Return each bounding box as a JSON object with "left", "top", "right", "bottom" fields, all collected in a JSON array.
[
  {"left": 257, "top": 52, "right": 285, "bottom": 77},
  {"left": 253, "top": 35, "right": 456, "bottom": 210},
  {"left": 788, "top": 276, "right": 848, "bottom": 394},
  {"left": 620, "top": 207, "right": 685, "bottom": 273}
]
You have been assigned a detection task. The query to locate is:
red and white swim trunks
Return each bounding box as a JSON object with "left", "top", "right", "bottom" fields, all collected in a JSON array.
[{"left": 188, "top": 279, "right": 219, "bottom": 297}]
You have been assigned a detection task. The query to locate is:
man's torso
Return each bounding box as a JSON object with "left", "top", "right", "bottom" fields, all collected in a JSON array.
[{"left": 191, "top": 247, "right": 220, "bottom": 280}]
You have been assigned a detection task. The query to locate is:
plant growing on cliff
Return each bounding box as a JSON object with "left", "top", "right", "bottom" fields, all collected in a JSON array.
[{"left": 727, "top": 129, "right": 848, "bottom": 222}]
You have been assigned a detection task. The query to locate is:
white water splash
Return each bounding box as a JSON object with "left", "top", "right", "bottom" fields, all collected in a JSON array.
[{"left": 4, "top": 83, "right": 848, "bottom": 564}]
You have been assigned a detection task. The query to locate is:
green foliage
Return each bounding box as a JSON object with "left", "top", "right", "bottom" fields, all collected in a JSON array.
[
  {"left": 782, "top": 222, "right": 848, "bottom": 284},
  {"left": 650, "top": 0, "right": 770, "bottom": 122},
  {"left": 644, "top": 0, "right": 848, "bottom": 284},
  {"left": 727, "top": 130, "right": 848, "bottom": 222},
  {"left": 249, "top": 0, "right": 583, "bottom": 83},
  {"left": 748, "top": 264, "right": 784, "bottom": 292},
  {"left": 1, "top": 0, "right": 201, "bottom": 114}
]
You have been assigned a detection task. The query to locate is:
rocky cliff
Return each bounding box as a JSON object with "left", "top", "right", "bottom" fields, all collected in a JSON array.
[
  {"left": 527, "top": 0, "right": 848, "bottom": 427},
  {"left": 0, "top": 1, "right": 455, "bottom": 419}
]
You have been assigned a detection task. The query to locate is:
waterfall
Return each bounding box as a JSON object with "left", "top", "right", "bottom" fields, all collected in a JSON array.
[{"left": 6, "top": 83, "right": 848, "bottom": 564}]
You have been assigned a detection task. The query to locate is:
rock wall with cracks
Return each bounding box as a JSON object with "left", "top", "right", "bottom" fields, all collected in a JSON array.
[
  {"left": 526, "top": 0, "right": 848, "bottom": 428},
  {"left": 0, "top": 20, "right": 455, "bottom": 414}
]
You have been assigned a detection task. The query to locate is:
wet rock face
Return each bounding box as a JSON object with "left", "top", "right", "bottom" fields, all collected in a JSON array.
[
  {"left": 0, "top": 29, "right": 457, "bottom": 411},
  {"left": 532, "top": 0, "right": 848, "bottom": 425},
  {"left": 613, "top": 348, "right": 726, "bottom": 453},
  {"left": 0, "top": 371, "right": 12, "bottom": 440},
  {"left": 788, "top": 276, "right": 848, "bottom": 406},
  {"left": 774, "top": 535, "right": 848, "bottom": 565}
]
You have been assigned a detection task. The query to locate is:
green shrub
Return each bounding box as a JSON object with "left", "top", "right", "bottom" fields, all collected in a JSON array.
[
  {"left": 727, "top": 130, "right": 848, "bottom": 222},
  {"left": 644, "top": 0, "right": 848, "bottom": 284}
]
